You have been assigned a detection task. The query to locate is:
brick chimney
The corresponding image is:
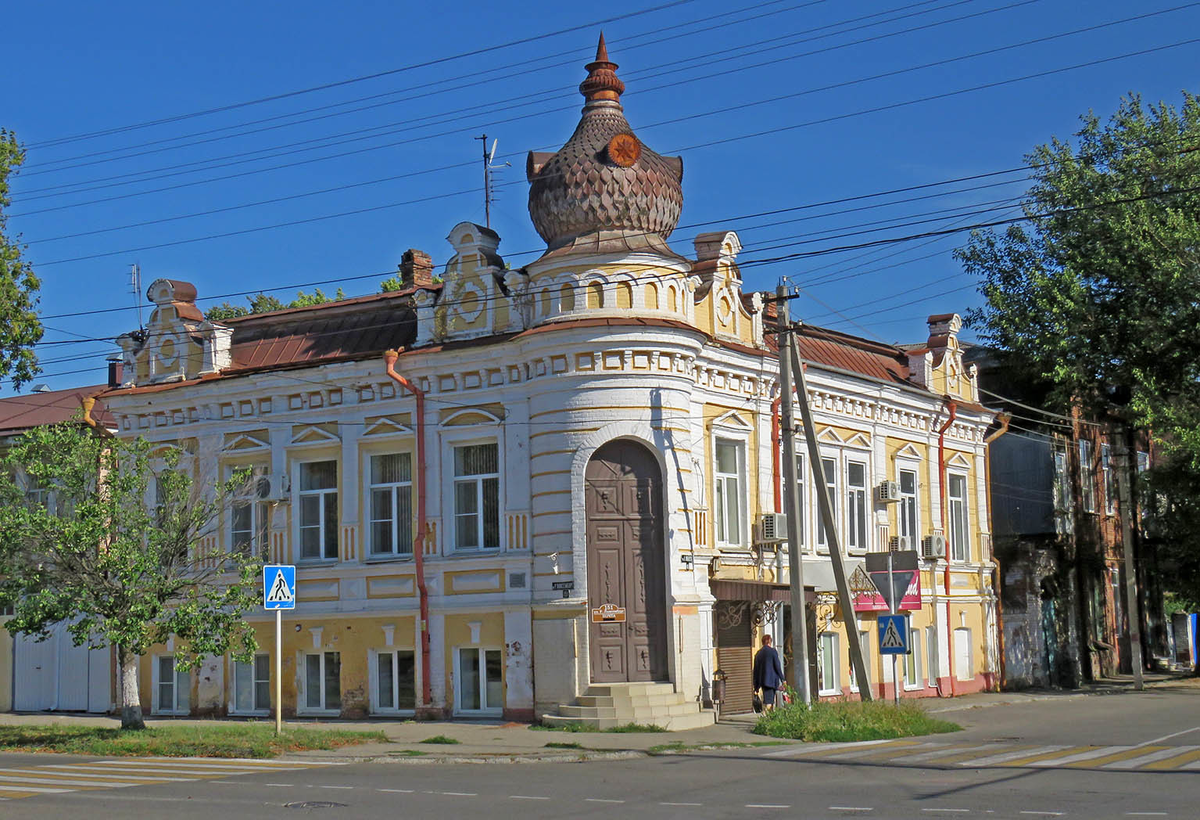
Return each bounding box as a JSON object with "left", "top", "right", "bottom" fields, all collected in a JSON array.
[{"left": 399, "top": 249, "right": 434, "bottom": 288}]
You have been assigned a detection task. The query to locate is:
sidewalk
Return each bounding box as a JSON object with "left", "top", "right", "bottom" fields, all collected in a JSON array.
[{"left": 1, "top": 672, "right": 1193, "bottom": 764}]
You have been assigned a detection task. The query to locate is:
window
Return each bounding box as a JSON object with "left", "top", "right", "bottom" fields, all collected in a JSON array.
[
  {"left": 374, "top": 650, "right": 417, "bottom": 712},
  {"left": 948, "top": 474, "right": 970, "bottom": 562},
  {"left": 905, "top": 629, "right": 922, "bottom": 690},
  {"left": 456, "top": 647, "right": 503, "bottom": 713},
  {"left": 299, "top": 461, "right": 338, "bottom": 560},
  {"left": 1101, "top": 443, "right": 1116, "bottom": 515},
  {"left": 714, "top": 439, "right": 744, "bottom": 547},
  {"left": 303, "top": 651, "right": 341, "bottom": 712},
  {"left": 816, "top": 458, "right": 838, "bottom": 549},
  {"left": 898, "top": 469, "right": 919, "bottom": 550},
  {"left": 453, "top": 444, "right": 499, "bottom": 550},
  {"left": 232, "top": 653, "right": 271, "bottom": 714},
  {"left": 1079, "top": 439, "right": 1096, "bottom": 513},
  {"left": 230, "top": 466, "right": 269, "bottom": 559},
  {"left": 369, "top": 453, "right": 413, "bottom": 557},
  {"left": 0, "top": 604, "right": 13, "bottom": 617},
  {"left": 846, "top": 461, "right": 868, "bottom": 551},
  {"left": 849, "top": 630, "right": 871, "bottom": 693},
  {"left": 816, "top": 632, "right": 840, "bottom": 696},
  {"left": 155, "top": 656, "right": 190, "bottom": 715},
  {"left": 926, "top": 625, "right": 939, "bottom": 687},
  {"left": 1053, "top": 447, "right": 1073, "bottom": 536},
  {"left": 1136, "top": 450, "right": 1150, "bottom": 474},
  {"left": 793, "top": 453, "right": 806, "bottom": 548}
]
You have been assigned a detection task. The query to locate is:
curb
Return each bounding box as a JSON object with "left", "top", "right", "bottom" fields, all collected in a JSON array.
[{"left": 287, "top": 749, "right": 649, "bottom": 765}]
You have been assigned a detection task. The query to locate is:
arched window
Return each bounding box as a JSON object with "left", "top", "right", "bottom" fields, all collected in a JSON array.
[
  {"left": 615, "top": 282, "right": 633, "bottom": 310},
  {"left": 587, "top": 282, "right": 604, "bottom": 309},
  {"left": 560, "top": 283, "right": 576, "bottom": 312},
  {"left": 645, "top": 282, "right": 659, "bottom": 310}
]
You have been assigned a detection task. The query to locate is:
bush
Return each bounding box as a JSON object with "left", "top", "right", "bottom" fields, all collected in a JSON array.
[{"left": 753, "top": 700, "right": 961, "bottom": 742}]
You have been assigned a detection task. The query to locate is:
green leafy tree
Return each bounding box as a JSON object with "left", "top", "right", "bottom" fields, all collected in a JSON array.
[
  {"left": 289, "top": 287, "right": 344, "bottom": 307},
  {"left": 0, "top": 131, "right": 44, "bottom": 390},
  {"left": 956, "top": 92, "right": 1200, "bottom": 606},
  {"left": 379, "top": 274, "right": 405, "bottom": 292},
  {"left": 204, "top": 289, "right": 348, "bottom": 321},
  {"left": 248, "top": 293, "right": 286, "bottom": 314},
  {"left": 204, "top": 302, "right": 250, "bottom": 321},
  {"left": 0, "top": 421, "right": 260, "bottom": 730}
]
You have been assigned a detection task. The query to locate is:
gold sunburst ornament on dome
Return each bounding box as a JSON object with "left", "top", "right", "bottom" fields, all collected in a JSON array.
[{"left": 607, "top": 133, "right": 641, "bottom": 167}]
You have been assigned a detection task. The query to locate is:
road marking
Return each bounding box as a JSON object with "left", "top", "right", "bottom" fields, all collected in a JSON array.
[
  {"left": 1072, "top": 746, "right": 1169, "bottom": 769},
  {"left": 662, "top": 801, "right": 703, "bottom": 806},
  {"left": 442, "top": 791, "right": 478, "bottom": 796},
  {"left": 764, "top": 739, "right": 901, "bottom": 758},
  {"left": 585, "top": 798, "right": 625, "bottom": 803},
  {"left": 1106, "top": 746, "right": 1200, "bottom": 769},
  {"left": 922, "top": 810, "right": 971, "bottom": 813},
  {"left": 1126, "top": 813, "right": 1169, "bottom": 816},
  {"left": 0, "top": 775, "right": 137, "bottom": 788},
  {"left": 510, "top": 795, "right": 550, "bottom": 800},
  {"left": 830, "top": 807, "right": 874, "bottom": 812},
  {"left": 1029, "top": 746, "right": 1130, "bottom": 767},
  {"left": 265, "top": 783, "right": 294, "bottom": 787},
  {"left": 1019, "top": 812, "right": 1064, "bottom": 816},
  {"left": 1135, "top": 726, "right": 1200, "bottom": 747},
  {"left": 319, "top": 785, "right": 354, "bottom": 790},
  {"left": 905, "top": 745, "right": 993, "bottom": 764},
  {"left": 0, "top": 784, "right": 74, "bottom": 794},
  {"left": 960, "top": 746, "right": 1069, "bottom": 767},
  {"left": 378, "top": 788, "right": 414, "bottom": 793},
  {"left": 14, "top": 768, "right": 187, "bottom": 782},
  {"left": 1144, "top": 747, "right": 1200, "bottom": 770},
  {"left": 745, "top": 804, "right": 791, "bottom": 809},
  {"left": 823, "top": 741, "right": 923, "bottom": 760}
]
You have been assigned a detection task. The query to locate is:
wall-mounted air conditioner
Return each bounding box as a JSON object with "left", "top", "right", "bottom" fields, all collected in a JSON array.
[
  {"left": 757, "top": 512, "right": 788, "bottom": 543},
  {"left": 256, "top": 474, "right": 291, "bottom": 502},
  {"left": 889, "top": 535, "right": 911, "bottom": 551},
  {"left": 921, "top": 533, "right": 947, "bottom": 559},
  {"left": 877, "top": 480, "right": 901, "bottom": 503}
]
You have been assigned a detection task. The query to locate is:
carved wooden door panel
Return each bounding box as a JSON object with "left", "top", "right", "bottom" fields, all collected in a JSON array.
[{"left": 586, "top": 440, "right": 668, "bottom": 683}]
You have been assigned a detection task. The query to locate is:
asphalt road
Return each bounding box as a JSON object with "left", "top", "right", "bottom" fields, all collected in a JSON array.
[{"left": 1, "top": 685, "right": 1195, "bottom": 819}]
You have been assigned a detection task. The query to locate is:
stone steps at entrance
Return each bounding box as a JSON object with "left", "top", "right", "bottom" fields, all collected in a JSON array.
[{"left": 547, "top": 682, "right": 717, "bottom": 732}]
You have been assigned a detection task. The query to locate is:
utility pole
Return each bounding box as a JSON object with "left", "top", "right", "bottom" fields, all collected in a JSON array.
[
  {"left": 1115, "top": 434, "right": 1144, "bottom": 690},
  {"left": 777, "top": 285, "right": 812, "bottom": 706},
  {"left": 788, "top": 320, "right": 872, "bottom": 699}
]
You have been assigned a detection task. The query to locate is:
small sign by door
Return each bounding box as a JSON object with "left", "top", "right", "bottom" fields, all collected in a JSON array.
[{"left": 591, "top": 603, "right": 627, "bottom": 623}]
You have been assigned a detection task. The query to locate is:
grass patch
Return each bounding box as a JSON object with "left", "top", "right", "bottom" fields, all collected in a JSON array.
[
  {"left": 389, "top": 749, "right": 429, "bottom": 757},
  {"left": 544, "top": 741, "right": 585, "bottom": 750},
  {"left": 532, "top": 721, "right": 665, "bottom": 733},
  {"left": 418, "top": 734, "right": 461, "bottom": 745},
  {"left": 649, "top": 740, "right": 788, "bottom": 755},
  {"left": 753, "top": 700, "right": 961, "bottom": 743},
  {"left": 0, "top": 723, "right": 385, "bottom": 759}
]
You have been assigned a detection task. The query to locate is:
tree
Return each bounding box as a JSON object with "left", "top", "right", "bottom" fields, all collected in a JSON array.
[
  {"left": 0, "top": 131, "right": 44, "bottom": 390},
  {"left": 956, "top": 92, "right": 1200, "bottom": 608},
  {"left": 0, "top": 421, "right": 260, "bottom": 729},
  {"left": 203, "top": 289, "right": 345, "bottom": 321}
]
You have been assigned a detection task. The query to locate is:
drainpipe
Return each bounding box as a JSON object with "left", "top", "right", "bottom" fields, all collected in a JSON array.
[
  {"left": 771, "top": 396, "right": 783, "bottom": 512},
  {"left": 383, "top": 350, "right": 433, "bottom": 711},
  {"left": 80, "top": 397, "right": 114, "bottom": 439},
  {"left": 984, "top": 413, "right": 1011, "bottom": 691},
  {"left": 937, "top": 397, "right": 958, "bottom": 696}
]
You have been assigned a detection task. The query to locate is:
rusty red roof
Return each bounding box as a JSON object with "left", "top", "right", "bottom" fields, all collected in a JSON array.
[
  {"left": 796, "top": 324, "right": 910, "bottom": 385},
  {"left": 0, "top": 384, "right": 114, "bottom": 436}
]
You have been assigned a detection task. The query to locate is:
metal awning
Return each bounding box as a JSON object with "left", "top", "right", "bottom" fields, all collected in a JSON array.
[{"left": 710, "top": 579, "right": 816, "bottom": 604}]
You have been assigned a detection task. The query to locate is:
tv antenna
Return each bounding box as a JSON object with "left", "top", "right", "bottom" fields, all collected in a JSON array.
[
  {"left": 475, "top": 134, "right": 510, "bottom": 229},
  {"left": 129, "top": 262, "right": 144, "bottom": 332}
]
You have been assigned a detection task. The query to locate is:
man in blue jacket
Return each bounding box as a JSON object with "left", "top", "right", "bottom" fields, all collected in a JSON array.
[{"left": 753, "top": 634, "right": 786, "bottom": 711}]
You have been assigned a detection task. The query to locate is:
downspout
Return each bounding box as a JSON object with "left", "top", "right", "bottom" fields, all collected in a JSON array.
[
  {"left": 80, "top": 397, "right": 114, "bottom": 439},
  {"left": 984, "top": 413, "right": 1011, "bottom": 691},
  {"left": 937, "top": 397, "right": 958, "bottom": 695},
  {"left": 383, "top": 350, "right": 433, "bottom": 711},
  {"left": 771, "top": 396, "right": 783, "bottom": 512}
]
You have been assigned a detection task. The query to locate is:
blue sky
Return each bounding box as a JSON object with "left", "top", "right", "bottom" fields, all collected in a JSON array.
[{"left": 6, "top": 0, "right": 1198, "bottom": 393}]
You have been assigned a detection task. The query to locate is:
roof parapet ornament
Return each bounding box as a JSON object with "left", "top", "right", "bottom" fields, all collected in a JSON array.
[{"left": 579, "top": 32, "right": 625, "bottom": 106}]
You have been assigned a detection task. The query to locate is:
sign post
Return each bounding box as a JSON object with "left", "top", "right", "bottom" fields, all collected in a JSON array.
[
  {"left": 866, "top": 550, "right": 917, "bottom": 705},
  {"left": 263, "top": 565, "right": 296, "bottom": 736}
]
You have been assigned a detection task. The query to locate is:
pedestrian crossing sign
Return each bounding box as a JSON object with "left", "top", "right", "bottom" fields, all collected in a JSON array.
[
  {"left": 263, "top": 565, "right": 296, "bottom": 610},
  {"left": 878, "top": 614, "right": 909, "bottom": 655}
]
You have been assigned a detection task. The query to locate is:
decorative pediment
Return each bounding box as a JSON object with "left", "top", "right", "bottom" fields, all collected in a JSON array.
[
  {"left": 947, "top": 452, "right": 972, "bottom": 470},
  {"left": 817, "top": 427, "right": 844, "bottom": 445},
  {"left": 290, "top": 425, "right": 341, "bottom": 446},
  {"left": 364, "top": 417, "right": 414, "bottom": 437},
  {"left": 222, "top": 433, "right": 269, "bottom": 452},
  {"left": 442, "top": 408, "right": 503, "bottom": 427},
  {"left": 894, "top": 443, "right": 924, "bottom": 461},
  {"left": 712, "top": 410, "right": 753, "bottom": 431},
  {"left": 845, "top": 432, "right": 871, "bottom": 450}
]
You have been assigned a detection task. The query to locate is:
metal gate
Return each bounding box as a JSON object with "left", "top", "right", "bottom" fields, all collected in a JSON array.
[{"left": 715, "top": 602, "right": 754, "bottom": 714}]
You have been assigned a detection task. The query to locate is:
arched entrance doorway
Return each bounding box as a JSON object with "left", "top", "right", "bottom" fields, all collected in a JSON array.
[{"left": 584, "top": 439, "right": 669, "bottom": 683}]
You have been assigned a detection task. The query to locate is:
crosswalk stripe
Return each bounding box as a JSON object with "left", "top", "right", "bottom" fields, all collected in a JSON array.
[
  {"left": 1029, "top": 746, "right": 1127, "bottom": 767},
  {"left": 822, "top": 741, "right": 925, "bottom": 760},
  {"left": 36, "top": 767, "right": 192, "bottom": 781},
  {"left": 991, "top": 747, "right": 1087, "bottom": 767},
  {"left": 1104, "top": 747, "right": 1197, "bottom": 770},
  {"left": 959, "top": 745, "right": 1070, "bottom": 767},
  {"left": 903, "top": 745, "right": 998, "bottom": 763},
  {"left": 1142, "top": 747, "right": 1200, "bottom": 770},
  {"left": 88, "top": 760, "right": 270, "bottom": 770},
  {"left": 136, "top": 756, "right": 329, "bottom": 767},
  {"left": 1066, "top": 746, "right": 1168, "bottom": 768},
  {"left": 842, "top": 743, "right": 945, "bottom": 762},
  {"left": 0, "top": 784, "right": 74, "bottom": 794},
  {"left": 47, "top": 764, "right": 249, "bottom": 776},
  {"left": 764, "top": 740, "right": 906, "bottom": 758},
  {"left": 0, "top": 775, "right": 139, "bottom": 788},
  {"left": 933, "top": 745, "right": 1039, "bottom": 765}
]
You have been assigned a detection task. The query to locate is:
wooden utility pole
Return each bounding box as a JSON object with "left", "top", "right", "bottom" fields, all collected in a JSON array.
[
  {"left": 1115, "top": 435, "right": 1144, "bottom": 690},
  {"left": 788, "top": 323, "right": 872, "bottom": 699},
  {"left": 776, "top": 286, "right": 812, "bottom": 705}
]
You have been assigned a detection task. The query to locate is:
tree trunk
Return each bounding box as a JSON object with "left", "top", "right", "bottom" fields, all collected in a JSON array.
[{"left": 118, "top": 646, "right": 145, "bottom": 730}]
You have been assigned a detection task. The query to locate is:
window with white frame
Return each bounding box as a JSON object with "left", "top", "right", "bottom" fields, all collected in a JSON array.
[
  {"left": 453, "top": 444, "right": 499, "bottom": 550},
  {"left": 905, "top": 629, "right": 922, "bottom": 689},
  {"left": 714, "top": 439, "right": 745, "bottom": 547},
  {"left": 232, "top": 653, "right": 270, "bottom": 714},
  {"left": 817, "top": 632, "right": 840, "bottom": 696},
  {"left": 926, "top": 624, "right": 939, "bottom": 687},
  {"left": 154, "top": 655, "right": 190, "bottom": 715},
  {"left": 298, "top": 461, "right": 338, "bottom": 560},
  {"left": 1079, "top": 439, "right": 1096, "bottom": 513},
  {"left": 898, "top": 468, "right": 919, "bottom": 550},
  {"left": 369, "top": 453, "right": 413, "bottom": 557},
  {"left": 846, "top": 460, "right": 868, "bottom": 551},
  {"left": 1101, "top": 443, "right": 1116, "bottom": 515},
  {"left": 849, "top": 630, "right": 871, "bottom": 693},
  {"left": 456, "top": 647, "right": 503, "bottom": 713},
  {"left": 230, "top": 465, "right": 270, "bottom": 559},
  {"left": 793, "top": 453, "right": 805, "bottom": 548},
  {"left": 948, "top": 473, "right": 970, "bottom": 562},
  {"left": 1053, "top": 447, "right": 1073, "bottom": 535},
  {"left": 302, "top": 651, "right": 341, "bottom": 712},
  {"left": 816, "top": 457, "right": 838, "bottom": 549},
  {"left": 373, "top": 649, "right": 416, "bottom": 712}
]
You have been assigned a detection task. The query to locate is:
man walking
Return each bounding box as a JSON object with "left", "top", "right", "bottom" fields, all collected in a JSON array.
[{"left": 753, "top": 633, "right": 785, "bottom": 712}]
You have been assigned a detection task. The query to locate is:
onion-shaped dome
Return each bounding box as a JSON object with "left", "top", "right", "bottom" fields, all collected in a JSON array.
[{"left": 527, "top": 34, "right": 683, "bottom": 251}]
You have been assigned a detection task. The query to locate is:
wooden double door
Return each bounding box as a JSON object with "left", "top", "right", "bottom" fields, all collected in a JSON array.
[{"left": 585, "top": 440, "right": 669, "bottom": 683}]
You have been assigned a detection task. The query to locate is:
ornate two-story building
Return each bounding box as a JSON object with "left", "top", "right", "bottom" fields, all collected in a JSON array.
[{"left": 100, "top": 38, "right": 999, "bottom": 725}]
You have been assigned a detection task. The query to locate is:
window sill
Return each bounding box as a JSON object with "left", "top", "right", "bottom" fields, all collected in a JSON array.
[
  {"left": 297, "top": 709, "right": 341, "bottom": 717},
  {"left": 447, "top": 548, "right": 503, "bottom": 558},
  {"left": 371, "top": 709, "right": 417, "bottom": 717},
  {"left": 903, "top": 684, "right": 923, "bottom": 692},
  {"left": 230, "top": 709, "right": 271, "bottom": 717},
  {"left": 297, "top": 558, "right": 339, "bottom": 566},
  {"left": 817, "top": 689, "right": 841, "bottom": 698},
  {"left": 365, "top": 553, "right": 415, "bottom": 565}
]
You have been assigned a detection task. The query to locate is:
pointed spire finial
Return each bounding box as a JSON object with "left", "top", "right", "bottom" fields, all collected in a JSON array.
[{"left": 580, "top": 33, "right": 624, "bottom": 105}]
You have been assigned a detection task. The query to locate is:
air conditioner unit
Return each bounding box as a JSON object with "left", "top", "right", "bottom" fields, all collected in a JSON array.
[
  {"left": 921, "top": 533, "right": 947, "bottom": 560},
  {"left": 255, "top": 474, "right": 291, "bottom": 502},
  {"left": 889, "top": 535, "right": 911, "bottom": 551},
  {"left": 757, "top": 512, "right": 788, "bottom": 543},
  {"left": 877, "top": 480, "right": 902, "bottom": 503}
]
